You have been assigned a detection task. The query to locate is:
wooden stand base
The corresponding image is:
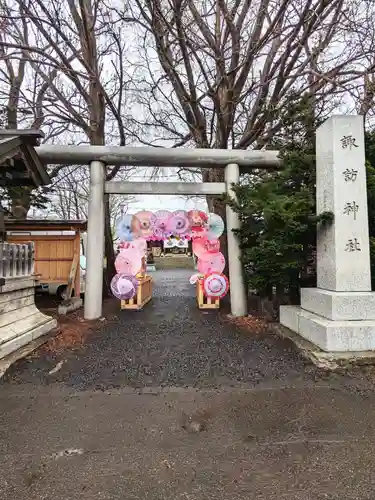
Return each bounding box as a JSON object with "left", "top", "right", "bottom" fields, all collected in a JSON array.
[
  {"left": 196, "top": 278, "right": 220, "bottom": 309},
  {"left": 121, "top": 275, "right": 153, "bottom": 310}
]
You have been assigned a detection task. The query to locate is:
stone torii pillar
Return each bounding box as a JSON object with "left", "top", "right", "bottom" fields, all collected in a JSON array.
[
  {"left": 225, "top": 163, "right": 247, "bottom": 317},
  {"left": 84, "top": 160, "right": 105, "bottom": 320},
  {"left": 280, "top": 115, "right": 375, "bottom": 352}
]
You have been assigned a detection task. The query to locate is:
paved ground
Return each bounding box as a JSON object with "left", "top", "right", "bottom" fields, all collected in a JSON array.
[{"left": 1, "top": 270, "right": 375, "bottom": 499}]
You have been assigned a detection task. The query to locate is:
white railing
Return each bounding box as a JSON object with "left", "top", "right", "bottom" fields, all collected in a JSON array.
[{"left": 0, "top": 242, "right": 34, "bottom": 279}]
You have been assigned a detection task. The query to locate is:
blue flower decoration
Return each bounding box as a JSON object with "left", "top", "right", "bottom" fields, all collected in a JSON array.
[{"left": 116, "top": 215, "right": 135, "bottom": 242}]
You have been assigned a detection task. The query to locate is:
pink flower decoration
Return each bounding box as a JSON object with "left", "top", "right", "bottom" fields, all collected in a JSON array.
[
  {"left": 115, "top": 248, "right": 142, "bottom": 275},
  {"left": 193, "top": 237, "right": 220, "bottom": 257},
  {"left": 167, "top": 210, "right": 191, "bottom": 236},
  {"left": 150, "top": 210, "right": 173, "bottom": 240},
  {"left": 197, "top": 251, "right": 225, "bottom": 274}
]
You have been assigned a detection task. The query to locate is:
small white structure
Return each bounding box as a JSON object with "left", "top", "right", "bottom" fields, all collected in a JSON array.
[{"left": 280, "top": 115, "right": 375, "bottom": 352}]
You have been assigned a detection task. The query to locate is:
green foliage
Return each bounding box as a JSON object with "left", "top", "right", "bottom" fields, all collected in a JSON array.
[
  {"left": 231, "top": 147, "right": 332, "bottom": 296},
  {"left": 228, "top": 127, "right": 375, "bottom": 299},
  {"left": 1, "top": 185, "right": 52, "bottom": 215},
  {"left": 226, "top": 96, "right": 329, "bottom": 299}
]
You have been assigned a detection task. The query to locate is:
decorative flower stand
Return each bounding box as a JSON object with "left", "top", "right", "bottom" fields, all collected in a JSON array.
[
  {"left": 121, "top": 275, "right": 153, "bottom": 310},
  {"left": 196, "top": 278, "right": 220, "bottom": 310}
]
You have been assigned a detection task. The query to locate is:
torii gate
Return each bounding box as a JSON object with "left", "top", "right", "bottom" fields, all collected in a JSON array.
[{"left": 35, "top": 145, "right": 280, "bottom": 320}]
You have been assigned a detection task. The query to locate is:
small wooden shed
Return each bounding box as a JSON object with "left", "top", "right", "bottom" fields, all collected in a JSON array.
[{"left": 6, "top": 219, "right": 87, "bottom": 297}]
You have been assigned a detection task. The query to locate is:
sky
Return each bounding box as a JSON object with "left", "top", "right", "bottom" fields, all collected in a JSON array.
[
  {"left": 130, "top": 194, "right": 207, "bottom": 213},
  {"left": 117, "top": 166, "right": 208, "bottom": 215},
  {"left": 30, "top": 165, "right": 209, "bottom": 219}
]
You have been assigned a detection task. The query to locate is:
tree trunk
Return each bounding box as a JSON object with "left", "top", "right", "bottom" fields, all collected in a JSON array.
[
  {"left": 88, "top": 93, "right": 114, "bottom": 295},
  {"left": 8, "top": 187, "right": 32, "bottom": 219},
  {"left": 275, "top": 283, "right": 285, "bottom": 305},
  {"left": 103, "top": 193, "right": 116, "bottom": 296},
  {"left": 203, "top": 168, "right": 229, "bottom": 275},
  {"left": 5, "top": 61, "right": 30, "bottom": 219}
]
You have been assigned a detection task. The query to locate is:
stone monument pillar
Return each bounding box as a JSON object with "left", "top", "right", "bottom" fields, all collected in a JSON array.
[{"left": 280, "top": 115, "right": 375, "bottom": 352}]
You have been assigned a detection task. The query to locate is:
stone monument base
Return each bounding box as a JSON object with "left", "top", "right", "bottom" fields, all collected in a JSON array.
[
  {"left": 280, "top": 304, "right": 375, "bottom": 352},
  {"left": 280, "top": 287, "right": 375, "bottom": 352},
  {"left": 279, "top": 116, "right": 375, "bottom": 354},
  {"left": 0, "top": 277, "right": 57, "bottom": 360},
  {"left": 300, "top": 288, "right": 375, "bottom": 321}
]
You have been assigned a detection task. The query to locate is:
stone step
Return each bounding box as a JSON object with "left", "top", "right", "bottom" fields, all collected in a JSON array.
[
  {"left": 0, "top": 276, "right": 57, "bottom": 360},
  {"left": 0, "top": 309, "right": 55, "bottom": 346},
  {"left": 154, "top": 256, "right": 194, "bottom": 269},
  {"left": 280, "top": 305, "right": 375, "bottom": 352},
  {"left": 0, "top": 315, "right": 57, "bottom": 359},
  {"left": 0, "top": 303, "right": 37, "bottom": 328}
]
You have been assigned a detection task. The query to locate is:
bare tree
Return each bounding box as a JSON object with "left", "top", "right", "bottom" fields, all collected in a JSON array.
[
  {"left": 42, "top": 166, "right": 134, "bottom": 230},
  {"left": 1, "top": 0, "right": 139, "bottom": 289},
  {"left": 0, "top": 1, "right": 48, "bottom": 131},
  {"left": 119, "top": 0, "right": 375, "bottom": 260},
  {"left": 0, "top": 0, "right": 72, "bottom": 216},
  {"left": 128, "top": 0, "right": 372, "bottom": 151},
  {"left": 110, "top": 0, "right": 375, "bottom": 266},
  {"left": 342, "top": 0, "right": 375, "bottom": 122}
]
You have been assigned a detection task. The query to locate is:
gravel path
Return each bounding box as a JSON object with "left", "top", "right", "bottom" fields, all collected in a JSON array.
[
  {"left": 3, "top": 270, "right": 375, "bottom": 500},
  {"left": 3, "top": 270, "right": 319, "bottom": 390}
]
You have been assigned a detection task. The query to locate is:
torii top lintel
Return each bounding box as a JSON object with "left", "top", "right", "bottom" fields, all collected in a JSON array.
[{"left": 35, "top": 145, "right": 281, "bottom": 169}]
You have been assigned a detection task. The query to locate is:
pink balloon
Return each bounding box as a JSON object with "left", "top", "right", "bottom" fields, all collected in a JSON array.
[{"left": 197, "top": 251, "right": 225, "bottom": 274}]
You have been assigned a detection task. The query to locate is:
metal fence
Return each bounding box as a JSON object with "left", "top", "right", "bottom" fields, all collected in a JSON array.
[{"left": 0, "top": 242, "right": 34, "bottom": 279}]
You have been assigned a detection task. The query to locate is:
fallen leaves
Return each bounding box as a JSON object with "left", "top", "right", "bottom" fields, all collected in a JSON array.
[
  {"left": 42, "top": 322, "right": 91, "bottom": 354},
  {"left": 37, "top": 301, "right": 113, "bottom": 355},
  {"left": 226, "top": 314, "right": 268, "bottom": 335}
]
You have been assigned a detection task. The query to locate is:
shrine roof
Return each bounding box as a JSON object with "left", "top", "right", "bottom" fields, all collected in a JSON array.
[{"left": 0, "top": 129, "right": 51, "bottom": 188}]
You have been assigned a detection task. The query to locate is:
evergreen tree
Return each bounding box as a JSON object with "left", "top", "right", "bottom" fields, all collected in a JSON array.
[
  {"left": 228, "top": 95, "right": 333, "bottom": 303},
  {"left": 229, "top": 126, "right": 375, "bottom": 303},
  {"left": 232, "top": 148, "right": 332, "bottom": 303}
]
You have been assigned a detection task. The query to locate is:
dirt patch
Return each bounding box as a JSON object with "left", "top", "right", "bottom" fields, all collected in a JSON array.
[
  {"left": 225, "top": 313, "right": 268, "bottom": 335},
  {"left": 35, "top": 296, "right": 120, "bottom": 355},
  {"left": 41, "top": 318, "right": 92, "bottom": 354}
]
